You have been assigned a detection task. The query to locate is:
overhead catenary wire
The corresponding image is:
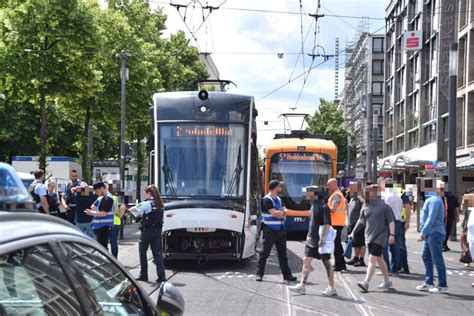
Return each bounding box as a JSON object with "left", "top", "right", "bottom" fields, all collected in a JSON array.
[
  {"left": 150, "top": 0, "right": 474, "bottom": 21},
  {"left": 256, "top": 23, "right": 386, "bottom": 103}
]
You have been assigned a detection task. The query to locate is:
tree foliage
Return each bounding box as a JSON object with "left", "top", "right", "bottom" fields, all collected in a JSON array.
[
  {"left": 306, "top": 98, "right": 352, "bottom": 168},
  {"left": 0, "top": 0, "right": 207, "bottom": 180}
]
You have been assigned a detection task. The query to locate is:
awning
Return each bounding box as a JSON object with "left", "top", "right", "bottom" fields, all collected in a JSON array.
[
  {"left": 379, "top": 142, "right": 437, "bottom": 170},
  {"left": 457, "top": 154, "right": 474, "bottom": 170}
]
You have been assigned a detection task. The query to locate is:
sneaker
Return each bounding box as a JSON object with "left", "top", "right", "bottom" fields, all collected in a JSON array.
[
  {"left": 353, "top": 259, "right": 366, "bottom": 267},
  {"left": 255, "top": 275, "right": 263, "bottom": 282},
  {"left": 284, "top": 276, "right": 298, "bottom": 282},
  {"left": 429, "top": 287, "right": 448, "bottom": 294},
  {"left": 399, "top": 267, "right": 410, "bottom": 274},
  {"left": 357, "top": 281, "right": 369, "bottom": 293},
  {"left": 288, "top": 283, "right": 306, "bottom": 295},
  {"left": 377, "top": 280, "right": 393, "bottom": 289},
  {"left": 442, "top": 246, "right": 450, "bottom": 252},
  {"left": 322, "top": 286, "right": 337, "bottom": 296},
  {"left": 416, "top": 283, "right": 433, "bottom": 291},
  {"left": 136, "top": 276, "right": 148, "bottom": 282},
  {"left": 346, "top": 257, "right": 359, "bottom": 265}
]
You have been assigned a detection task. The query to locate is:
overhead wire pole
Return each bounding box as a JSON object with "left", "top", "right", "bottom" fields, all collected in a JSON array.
[{"left": 120, "top": 49, "right": 128, "bottom": 240}]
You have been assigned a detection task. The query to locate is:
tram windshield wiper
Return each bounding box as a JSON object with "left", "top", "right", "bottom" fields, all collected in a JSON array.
[
  {"left": 162, "top": 144, "right": 178, "bottom": 199},
  {"left": 225, "top": 145, "right": 243, "bottom": 199}
]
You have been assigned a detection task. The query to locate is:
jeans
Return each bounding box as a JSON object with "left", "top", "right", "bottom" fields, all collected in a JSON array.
[
  {"left": 110, "top": 225, "right": 120, "bottom": 258},
  {"left": 257, "top": 226, "right": 293, "bottom": 279},
  {"left": 139, "top": 227, "right": 166, "bottom": 281},
  {"left": 421, "top": 232, "right": 447, "bottom": 287},
  {"left": 333, "top": 226, "right": 346, "bottom": 269},
  {"left": 76, "top": 222, "right": 95, "bottom": 239},
  {"left": 383, "top": 220, "right": 401, "bottom": 273},
  {"left": 399, "top": 222, "right": 408, "bottom": 270}
]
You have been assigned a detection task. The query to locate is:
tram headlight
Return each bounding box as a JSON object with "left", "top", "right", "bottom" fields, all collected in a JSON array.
[{"left": 199, "top": 105, "right": 208, "bottom": 113}]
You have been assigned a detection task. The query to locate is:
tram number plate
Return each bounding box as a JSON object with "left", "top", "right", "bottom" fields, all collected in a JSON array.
[{"left": 186, "top": 227, "right": 216, "bottom": 233}]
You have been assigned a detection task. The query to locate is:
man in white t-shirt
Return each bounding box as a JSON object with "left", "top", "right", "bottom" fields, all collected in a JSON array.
[{"left": 383, "top": 178, "right": 403, "bottom": 274}]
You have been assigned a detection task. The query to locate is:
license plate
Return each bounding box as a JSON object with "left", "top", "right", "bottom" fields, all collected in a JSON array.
[{"left": 186, "top": 227, "right": 216, "bottom": 233}]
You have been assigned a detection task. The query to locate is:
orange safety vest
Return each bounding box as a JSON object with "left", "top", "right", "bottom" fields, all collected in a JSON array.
[{"left": 328, "top": 190, "right": 347, "bottom": 227}]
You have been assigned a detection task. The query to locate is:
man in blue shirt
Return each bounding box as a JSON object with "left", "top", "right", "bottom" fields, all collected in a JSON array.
[{"left": 416, "top": 180, "right": 448, "bottom": 294}]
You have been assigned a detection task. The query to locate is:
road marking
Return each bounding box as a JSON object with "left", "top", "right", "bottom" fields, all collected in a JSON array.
[
  {"left": 285, "top": 284, "right": 293, "bottom": 316},
  {"left": 337, "top": 273, "right": 372, "bottom": 316}
]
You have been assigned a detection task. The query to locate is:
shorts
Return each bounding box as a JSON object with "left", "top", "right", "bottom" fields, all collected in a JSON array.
[
  {"left": 352, "top": 228, "right": 366, "bottom": 247},
  {"left": 304, "top": 245, "right": 331, "bottom": 261},
  {"left": 367, "top": 243, "right": 384, "bottom": 257}
]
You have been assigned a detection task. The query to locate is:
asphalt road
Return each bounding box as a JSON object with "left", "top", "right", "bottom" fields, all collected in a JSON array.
[{"left": 118, "top": 218, "right": 474, "bottom": 316}]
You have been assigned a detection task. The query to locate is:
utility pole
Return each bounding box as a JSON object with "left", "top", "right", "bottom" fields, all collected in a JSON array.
[
  {"left": 347, "top": 135, "right": 352, "bottom": 177},
  {"left": 448, "top": 42, "right": 458, "bottom": 241},
  {"left": 366, "top": 90, "right": 373, "bottom": 182},
  {"left": 120, "top": 50, "right": 128, "bottom": 240},
  {"left": 373, "top": 114, "right": 378, "bottom": 183}
]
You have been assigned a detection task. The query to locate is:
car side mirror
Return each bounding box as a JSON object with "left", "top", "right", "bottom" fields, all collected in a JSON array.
[{"left": 157, "top": 282, "right": 185, "bottom": 316}]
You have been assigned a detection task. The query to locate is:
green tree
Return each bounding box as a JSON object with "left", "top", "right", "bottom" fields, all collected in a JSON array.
[
  {"left": 306, "top": 98, "right": 351, "bottom": 168},
  {"left": 0, "top": 0, "right": 102, "bottom": 168}
]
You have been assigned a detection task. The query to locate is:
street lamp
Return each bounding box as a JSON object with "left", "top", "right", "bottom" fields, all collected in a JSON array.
[{"left": 448, "top": 42, "right": 458, "bottom": 240}]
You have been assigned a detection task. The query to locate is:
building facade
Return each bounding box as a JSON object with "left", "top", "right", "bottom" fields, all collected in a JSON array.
[
  {"left": 341, "top": 32, "right": 385, "bottom": 176},
  {"left": 456, "top": 0, "right": 474, "bottom": 193},
  {"left": 382, "top": 0, "right": 460, "bottom": 186}
]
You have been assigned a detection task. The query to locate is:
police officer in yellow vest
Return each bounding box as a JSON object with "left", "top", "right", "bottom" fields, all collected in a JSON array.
[{"left": 327, "top": 178, "right": 348, "bottom": 271}]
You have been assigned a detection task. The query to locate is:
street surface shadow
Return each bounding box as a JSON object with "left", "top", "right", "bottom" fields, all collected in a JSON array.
[
  {"left": 303, "top": 293, "right": 363, "bottom": 303},
  {"left": 445, "top": 293, "right": 474, "bottom": 301},
  {"left": 396, "top": 272, "right": 426, "bottom": 281},
  {"left": 368, "top": 289, "right": 426, "bottom": 297}
]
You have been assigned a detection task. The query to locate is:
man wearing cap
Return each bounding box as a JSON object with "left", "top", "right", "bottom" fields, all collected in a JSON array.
[{"left": 256, "top": 179, "right": 297, "bottom": 283}]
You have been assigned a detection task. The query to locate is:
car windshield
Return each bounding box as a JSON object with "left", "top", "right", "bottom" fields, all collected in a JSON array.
[
  {"left": 0, "top": 164, "right": 32, "bottom": 203},
  {"left": 269, "top": 152, "right": 333, "bottom": 203},
  {"left": 159, "top": 123, "right": 246, "bottom": 198}
]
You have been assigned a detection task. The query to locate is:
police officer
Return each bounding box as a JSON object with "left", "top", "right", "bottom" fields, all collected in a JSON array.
[
  {"left": 256, "top": 179, "right": 297, "bottom": 283},
  {"left": 28, "top": 169, "right": 49, "bottom": 214},
  {"left": 121, "top": 184, "right": 166, "bottom": 283},
  {"left": 46, "top": 179, "right": 61, "bottom": 217},
  {"left": 61, "top": 170, "right": 86, "bottom": 224}
]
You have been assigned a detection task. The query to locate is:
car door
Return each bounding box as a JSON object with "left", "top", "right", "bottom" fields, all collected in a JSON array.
[
  {"left": 58, "top": 241, "right": 157, "bottom": 316},
  {"left": 0, "top": 243, "right": 88, "bottom": 315}
]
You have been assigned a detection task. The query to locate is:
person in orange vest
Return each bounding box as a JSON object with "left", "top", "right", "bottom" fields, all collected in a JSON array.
[{"left": 327, "top": 178, "right": 348, "bottom": 271}]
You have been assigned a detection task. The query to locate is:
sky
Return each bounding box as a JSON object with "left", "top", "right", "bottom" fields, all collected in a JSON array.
[{"left": 150, "top": 0, "right": 388, "bottom": 147}]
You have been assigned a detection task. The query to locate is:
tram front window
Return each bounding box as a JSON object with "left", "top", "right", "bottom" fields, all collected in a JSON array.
[
  {"left": 159, "top": 124, "right": 246, "bottom": 198},
  {"left": 269, "top": 152, "right": 333, "bottom": 205}
]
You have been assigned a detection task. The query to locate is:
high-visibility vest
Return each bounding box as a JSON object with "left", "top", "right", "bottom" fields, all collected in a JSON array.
[
  {"left": 92, "top": 193, "right": 114, "bottom": 229},
  {"left": 261, "top": 194, "right": 285, "bottom": 231},
  {"left": 112, "top": 195, "right": 121, "bottom": 226},
  {"left": 328, "top": 190, "right": 347, "bottom": 226}
]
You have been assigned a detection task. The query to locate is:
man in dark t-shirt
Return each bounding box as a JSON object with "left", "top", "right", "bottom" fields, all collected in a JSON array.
[
  {"left": 289, "top": 187, "right": 337, "bottom": 296},
  {"left": 443, "top": 192, "right": 460, "bottom": 251}
]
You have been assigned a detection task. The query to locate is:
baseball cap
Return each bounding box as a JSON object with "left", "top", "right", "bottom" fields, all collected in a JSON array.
[{"left": 269, "top": 179, "right": 282, "bottom": 190}]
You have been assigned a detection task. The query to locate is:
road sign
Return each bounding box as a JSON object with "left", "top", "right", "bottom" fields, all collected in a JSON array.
[
  {"left": 355, "top": 168, "right": 364, "bottom": 179},
  {"left": 403, "top": 31, "right": 422, "bottom": 51}
]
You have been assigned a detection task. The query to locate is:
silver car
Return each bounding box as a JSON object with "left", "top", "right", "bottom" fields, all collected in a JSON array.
[{"left": 0, "top": 163, "right": 184, "bottom": 315}]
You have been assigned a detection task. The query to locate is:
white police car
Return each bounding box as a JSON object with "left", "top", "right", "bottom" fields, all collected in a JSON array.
[{"left": 0, "top": 163, "right": 184, "bottom": 315}]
